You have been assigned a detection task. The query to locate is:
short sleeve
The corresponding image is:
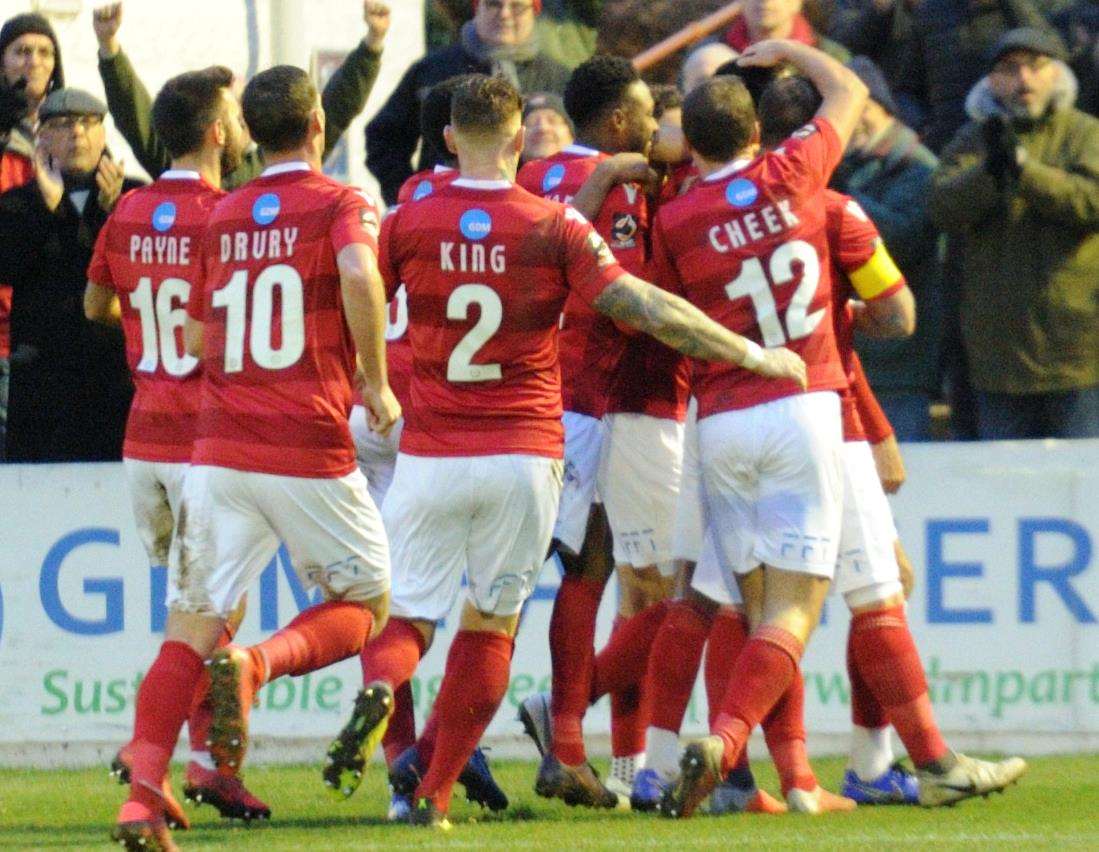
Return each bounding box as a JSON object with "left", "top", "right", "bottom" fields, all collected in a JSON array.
[
  {"left": 378, "top": 207, "right": 402, "bottom": 302},
  {"left": 330, "top": 187, "right": 381, "bottom": 256},
  {"left": 86, "top": 216, "right": 115, "bottom": 288},
  {"left": 834, "top": 198, "right": 905, "bottom": 301},
  {"left": 560, "top": 207, "right": 627, "bottom": 306},
  {"left": 768, "top": 117, "right": 844, "bottom": 198}
]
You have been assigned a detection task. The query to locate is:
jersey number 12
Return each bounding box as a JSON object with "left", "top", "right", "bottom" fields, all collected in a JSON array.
[{"left": 725, "top": 240, "right": 824, "bottom": 347}]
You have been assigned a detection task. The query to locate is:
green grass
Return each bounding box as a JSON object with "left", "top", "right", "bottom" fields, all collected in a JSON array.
[{"left": 1, "top": 755, "right": 1097, "bottom": 850}]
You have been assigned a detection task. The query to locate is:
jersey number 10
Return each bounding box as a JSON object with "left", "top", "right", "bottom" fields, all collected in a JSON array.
[{"left": 212, "top": 264, "right": 306, "bottom": 373}]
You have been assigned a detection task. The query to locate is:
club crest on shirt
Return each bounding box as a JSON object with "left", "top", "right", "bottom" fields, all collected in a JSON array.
[
  {"left": 152, "top": 201, "right": 177, "bottom": 233},
  {"left": 611, "top": 212, "right": 638, "bottom": 248},
  {"left": 543, "top": 163, "right": 566, "bottom": 193},
  {"left": 253, "top": 193, "right": 281, "bottom": 226},
  {"left": 726, "top": 178, "right": 759, "bottom": 208},
  {"left": 459, "top": 208, "right": 492, "bottom": 241}
]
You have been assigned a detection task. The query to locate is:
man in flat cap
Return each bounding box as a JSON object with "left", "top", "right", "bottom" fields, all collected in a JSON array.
[
  {"left": 0, "top": 87, "right": 143, "bottom": 461},
  {"left": 929, "top": 28, "right": 1099, "bottom": 440}
]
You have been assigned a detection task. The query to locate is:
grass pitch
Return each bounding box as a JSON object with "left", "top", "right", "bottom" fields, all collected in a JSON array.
[{"left": 1, "top": 755, "right": 1096, "bottom": 850}]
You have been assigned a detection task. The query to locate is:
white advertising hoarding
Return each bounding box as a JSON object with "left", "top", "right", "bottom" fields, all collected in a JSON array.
[{"left": 0, "top": 440, "right": 1096, "bottom": 767}]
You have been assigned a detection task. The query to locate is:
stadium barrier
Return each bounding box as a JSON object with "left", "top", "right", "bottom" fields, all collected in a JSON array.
[{"left": 0, "top": 440, "right": 1096, "bottom": 767}]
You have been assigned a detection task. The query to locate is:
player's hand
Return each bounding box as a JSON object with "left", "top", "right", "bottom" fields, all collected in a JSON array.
[
  {"left": 364, "top": 1, "right": 391, "bottom": 52},
  {"left": 363, "top": 383, "right": 401, "bottom": 438},
  {"left": 736, "top": 39, "right": 800, "bottom": 69},
  {"left": 96, "top": 153, "right": 125, "bottom": 212},
  {"left": 895, "top": 540, "right": 916, "bottom": 599},
  {"left": 598, "top": 152, "right": 658, "bottom": 191},
  {"left": 34, "top": 137, "right": 64, "bottom": 213},
  {"left": 754, "top": 346, "right": 808, "bottom": 389},
  {"left": 871, "top": 433, "right": 906, "bottom": 493},
  {"left": 93, "top": 3, "right": 123, "bottom": 58}
]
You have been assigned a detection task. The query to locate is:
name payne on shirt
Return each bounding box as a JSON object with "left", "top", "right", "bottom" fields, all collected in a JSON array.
[
  {"left": 709, "top": 199, "right": 801, "bottom": 253},
  {"left": 130, "top": 234, "right": 193, "bottom": 266}
]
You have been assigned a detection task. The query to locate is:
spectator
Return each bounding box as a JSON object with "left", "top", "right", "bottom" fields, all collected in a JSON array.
[
  {"left": 834, "top": 57, "right": 943, "bottom": 441},
  {"left": 0, "top": 12, "right": 65, "bottom": 459},
  {"left": 368, "top": 0, "right": 570, "bottom": 204},
  {"left": 929, "top": 28, "right": 1099, "bottom": 440},
  {"left": 0, "top": 89, "right": 142, "bottom": 461},
  {"left": 92, "top": 1, "right": 390, "bottom": 189},
  {"left": 522, "top": 92, "right": 575, "bottom": 162},
  {"left": 897, "top": 0, "right": 1060, "bottom": 153},
  {"left": 428, "top": 0, "right": 602, "bottom": 67},
  {"left": 723, "top": 0, "right": 851, "bottom": 63},
  {"left": 1053, "top": 0, "right": 1099, "bottom": 115},
  {"left": 680, "top": 41, "right": 738, "bottom": 93}
]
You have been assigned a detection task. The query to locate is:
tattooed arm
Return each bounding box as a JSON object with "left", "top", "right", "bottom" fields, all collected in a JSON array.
[
  {"left": 592, "top": 274, "right": 808, "bottom": 387},
  {"left": 851, "top": 286, "right": 916, "bottom": 339}
]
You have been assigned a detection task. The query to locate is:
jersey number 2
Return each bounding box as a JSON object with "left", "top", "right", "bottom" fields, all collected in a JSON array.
[
  {"left": 447, "top": 283, "right": 502, "bottom": 383},
  {"left": 212, "top": 265, "right": 305, "bottom": 373},
  {"left": 130, "top": 277, "right": 198, "bottom": 377},
  {"left": 725, "top": 240, "right": 823, "bottom": 347}
]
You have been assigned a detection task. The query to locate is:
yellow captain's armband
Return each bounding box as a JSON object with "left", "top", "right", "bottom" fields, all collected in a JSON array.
[{"left": 849, "top": 241, "right": 903, "bottom": 300}]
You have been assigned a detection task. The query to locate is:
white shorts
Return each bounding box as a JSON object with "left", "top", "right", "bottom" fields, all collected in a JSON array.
[
  {"left": 599, "top": 413, "right": 685, "bottom": 571},
  {"left": 349, "top": 405, "right": 404, "bottom": 508},
  {"left": 699, "top": 392, "right": 844, "bottom": 579},
  {"left": 167, "top": 465, "right": 390, "bottom": 618},
  {"left": 385, "top": 453, "right": 563, "bottom": 622},
  {"left": 553, "top": 411, "right": 606, "bottom": 555},
  {"left": 834, "top": 440, "right": 901, "bottom": 596},
  {"left": 124, "top": 458, "right": 188, "bottom": 567},
  {"left": 689, "top": 525, "right": 742, "bottom": 607},
  {"left": 672, "top": 398, "right": 702, "bottom": 563}
]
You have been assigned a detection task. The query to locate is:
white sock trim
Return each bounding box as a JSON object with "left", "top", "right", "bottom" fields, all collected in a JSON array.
[
  {"left": 645, "top": 728, "right": 680, "bottom": 780},
  {"left": 849, "top": 725, "right": 894, "bottom": 780}
]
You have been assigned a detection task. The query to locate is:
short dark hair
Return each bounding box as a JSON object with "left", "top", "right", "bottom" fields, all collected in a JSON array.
[
  {"left": 152, "top": 66, "right": 234, "bottom": 159},
  {"left": 682, "top": 76, "right": 756, "bottom": 162},
  {"left": 758, "top": 76, "right": 822, "bottom": 148},
  {"left": 564, "top": 55, "right": 640, "bottom": 131},
  {"left": 421, "top": 74, "right": 477, "bottom": 165},
  {"left": 650, "top": 84, "right": 683, "bottom": 120},
  {"left": 242, "top": 65, "right": 317, "bottom": 153},
  {"left": 450, "top": 74, "right": 522, "bottom": 136}
]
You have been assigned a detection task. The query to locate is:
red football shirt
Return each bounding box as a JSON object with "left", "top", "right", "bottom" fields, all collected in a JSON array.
[
  {"left": 87, "top": 171, "right": 222, "bottom": 462},
  {"left": 188, "top": 163, "right": 381, "bottom": 477},
  {"left": 378, "top": 177, "right": 627, "bottom": 458},
  {"left": 824, "top": 190, "right": 905, "bottom": 442},
  {"left": 651, "top": 118, "right": 848, "bottom": 419},
  {"left": 518, "top": 145, "right": 648, "bottom": 418}
]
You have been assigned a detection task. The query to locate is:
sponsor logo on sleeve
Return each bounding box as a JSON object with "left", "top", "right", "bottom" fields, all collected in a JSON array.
[
  {"left": 792, "top": 123, "right": 818, "bottom": 140},
  {"left": 459, "top": 208, "right": 492, "bottom": 241},
  {"left": 412, "top": 180, "right": 434, "bottom": 201},
  {"left": 252, "top": 193, "right": 281, "bottom": 226},
  {"left": 151, "top": 201, "right": 177, "bottom": 233},
  {"left": 586, "top": 231, "right": 616, "bottom": 268},
  {"left": 726, "top": 178, "right": 759, "bottom": 208}
]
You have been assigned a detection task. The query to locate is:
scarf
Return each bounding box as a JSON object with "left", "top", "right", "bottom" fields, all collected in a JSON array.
[{"left": 460, "top": 20, "right": 540, "bottom": 88}]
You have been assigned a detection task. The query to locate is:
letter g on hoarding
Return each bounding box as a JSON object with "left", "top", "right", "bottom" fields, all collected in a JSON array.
[{"left": 39, "top": 528, "right": 124, "bottom": 635}]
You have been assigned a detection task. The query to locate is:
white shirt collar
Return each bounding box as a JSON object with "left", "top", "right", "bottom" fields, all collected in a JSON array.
[
  {"left": 451, "top": 178, "right": 512, "bottom": 190},
  {"left": 160, "top": 169, "right": 201, "bottom": 181},
  {"left": 261, "top": 161, "right": 312, "bottom": 177},
  {"left": 562, "top": 143, "right": 601, "bottom": 158},
  {"left": 434, "top": 164, "right": 456, "bottom": 174},
  {"left": 703, "top": 158, "right": 754, "bottom": 183}
]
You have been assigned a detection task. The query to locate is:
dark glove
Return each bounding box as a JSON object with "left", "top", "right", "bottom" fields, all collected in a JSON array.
[
  {"left": 0, "top": 78, "right": 30, "bottom": 136},
  {"left": 982, "top": 115, "right": 1021, "bottom": 182}
]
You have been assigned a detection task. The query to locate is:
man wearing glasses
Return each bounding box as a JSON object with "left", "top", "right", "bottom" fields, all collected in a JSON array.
[
  {"left": 367, "top": 0, "right": 570, "bottom": 204},
  {"left": 0, "top": 88, "right": 142, "bottom": 461}
]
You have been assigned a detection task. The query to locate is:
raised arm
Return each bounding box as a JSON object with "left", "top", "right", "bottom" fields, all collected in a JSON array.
[
  {"left": 592, "top": 274, "right": 808, "bottom": 386},
  {"left": 738, "top": 39, "right": 869, "bottom": 148},
  {"left": 321, "top": 1, "right": 389, "bottom": 163}
]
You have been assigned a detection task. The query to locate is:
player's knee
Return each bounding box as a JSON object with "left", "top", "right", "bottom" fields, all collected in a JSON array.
[
  {"left": 683, "top": 587, "right": 721, "bottom": 618},
  {"left": 844, "top": 580, "right": 905, "bottom": 614},
  {"left": 165, "top": 609, "right": 229, "bottom": 660}
]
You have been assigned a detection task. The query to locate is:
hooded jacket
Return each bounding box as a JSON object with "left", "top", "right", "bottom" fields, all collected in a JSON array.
[{"left": 929, "top": 63, "right": 1099, "bottom": 394}]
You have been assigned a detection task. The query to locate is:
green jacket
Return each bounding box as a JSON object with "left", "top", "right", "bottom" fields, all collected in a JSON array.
[
  {"left": 834, "top": 121, "right": 943, "bottom": 395},
  {"left": 929, "top": 80, "right": 1099, "bottom": 394},
  {"left": 98, "top": 41, "right": 382, "bottom": 189}
]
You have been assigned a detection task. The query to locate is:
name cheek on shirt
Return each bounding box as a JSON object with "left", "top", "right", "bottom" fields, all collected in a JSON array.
[{"left": 708, "top": 199, "right": 800, "bottom": 254}]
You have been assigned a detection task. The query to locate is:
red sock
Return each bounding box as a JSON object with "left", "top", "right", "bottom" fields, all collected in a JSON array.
[
  {"left": 762, "top": 668, "right": 816, "bottom": 794},
  {"left": 712, "top": 626, "right": 803, "bottom": 773},
  {"left": 129, "top": 642, "right": 205, "bottom": 811},
  {"left": 251, "top": 601, "right": 372, "bottom": 682},
  {"left": 360, "top": 617, "right": 425, "bottom": 691},
  {"left": 549, "top": 576, "right": 604, "bottom": 765},
  {"left": 703, "top": 609, "right": 748, "bottom": 729},
  {"left": 646, "top": 599, "right": 712, "bottom": 732},
  {"left": 415, "top": 631, "right": 513, "bottom": 812},
  {"left": 187, "top": 629, "right": 234, "bottom": 755},
  {"left": 847, "top": 625, "right": 888, "bottom": 729},
  {"left": 418, "top": 710, "right": 440, "bottom": 768},
  {"left": 383, "top": 680, "right": 417, "bottom": 767},
  {"left": 591, "top": 601, "right": 670, "bottom": 700},
  {"left": 849, "top": 606, "right": 947, "bottom": 767}
]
